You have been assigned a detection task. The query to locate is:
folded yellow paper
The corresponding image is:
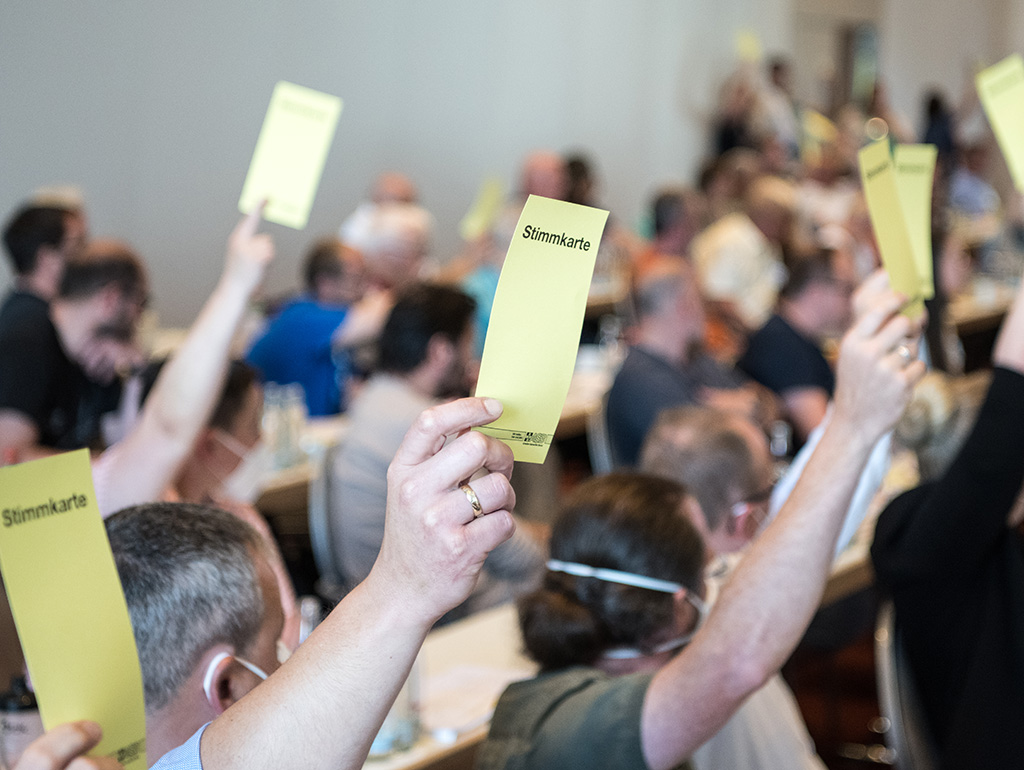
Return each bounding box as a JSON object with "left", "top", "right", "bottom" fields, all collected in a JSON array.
[
  {"left": 857, "top": 139, "right": 924, "bottom": 317},
  {"left": 474, "top": 195, "right": 609, "bottom": 462},
  {"left": 0, "top": 450, "right": 146, "bottom": 770},
  {"left": 893, "top": 144, "right": 937, "bottom": 299},
  {"left": 977, "top": 55, "right": 1024, "bottom": 192},
  {"left": 239, "top": 81, "right": 343, "bottom": 229},
  {"left": 460, "top": 178, "right": 505, "bottom": 242}
]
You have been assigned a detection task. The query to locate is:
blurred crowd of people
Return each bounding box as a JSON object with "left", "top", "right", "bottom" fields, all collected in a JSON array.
[{"left": 3, "top": 48, "right": 1024, "bottom": 770}]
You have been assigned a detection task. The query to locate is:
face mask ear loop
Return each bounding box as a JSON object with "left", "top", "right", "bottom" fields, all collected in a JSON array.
[
  {"left": 202, "top": 651, "right": 231, "bottom": 705},
  {"left": 202, "top": 651, "right": 268, "bottom": 707}
]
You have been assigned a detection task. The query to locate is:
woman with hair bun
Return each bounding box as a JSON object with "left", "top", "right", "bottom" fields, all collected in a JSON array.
[
  {"left": 477, "top": 282, "right": 925, "bottom": 770},
  {"left": 479, "top": 473, "right": 705, "bottom": 770},
  {"left": 518, "top": 473, "right": 706, "bottom": 675}
]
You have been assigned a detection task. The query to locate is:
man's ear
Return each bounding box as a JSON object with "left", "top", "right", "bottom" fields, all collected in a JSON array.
[
  {"left": 425, "top": 333, "right": 455, "bottom": 370},
  {"left": 201, "top": 650, "right": 236, "bottom": 715},
  {"left": 732, "top": 504, "right": 764, "bottom": 544}
]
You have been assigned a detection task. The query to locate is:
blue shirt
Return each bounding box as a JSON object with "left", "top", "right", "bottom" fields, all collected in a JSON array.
[
  {"left": 462, "top": 265, "right": 500, "bottom": 358},
  {"left": 151, "top": 723, "right": 207, "bottom": 770},
  {"left": 246, "top": 298, "right": 350, "bottom": 416}
]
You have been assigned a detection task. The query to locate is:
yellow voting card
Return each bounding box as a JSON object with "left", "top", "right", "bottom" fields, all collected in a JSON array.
[
  {"left": 0, "top": 451, "right": 146, "bottom": 769},
  {"left": 239, "top": 81, "right": 343, "bottom": 229},
  {"left": 977, "top": 55, "right": 1024, "bottom": 192},
  {"left": 800, "top": 109, "right": 838, "bottom": 166},
  {"left": 735, "top": 29, "right": 762, "bottom": 63},
  {"left": 894, "top": 144, "right": 937, "bottom": 299},
  {"left": 460, "top": 178, "right": 505, "bottom": 242},
  {"left": 858, "top": 139, "right": 924, "bottom": 317},
  {"left": 474, "top": 195, "right": 609, "bottom": 462}
]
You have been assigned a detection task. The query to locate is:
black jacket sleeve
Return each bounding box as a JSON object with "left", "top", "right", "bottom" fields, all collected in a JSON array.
[{"left": 872, "top": 366, "right": 1024, "bottom": 590}]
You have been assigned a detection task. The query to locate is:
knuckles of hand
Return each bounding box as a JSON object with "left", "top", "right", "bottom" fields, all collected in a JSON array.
[
  {"left": 394, "top": 476, "right": 428, "bottom": 509},
  {"left": 458, "top": 429, "right": 491, "bottom": 458},
  {"left": 416, "top": 405, "right": 446, "bottom": 437}
]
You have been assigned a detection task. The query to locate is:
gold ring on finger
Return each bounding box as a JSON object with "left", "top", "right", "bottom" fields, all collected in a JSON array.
[{"left": 460, "top": 483, "right": 485, "bottom": 518}]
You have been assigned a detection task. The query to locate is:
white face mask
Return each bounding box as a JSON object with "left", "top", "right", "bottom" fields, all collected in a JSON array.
[
  {"left": 213, "top": 430, "right": 274, "bottom": 504},
  {"left": 202, "top": 651, "right": 268, "bottom": 704},
  {"left": 545, "top": 559, "right": 709, "bottom": 660}
]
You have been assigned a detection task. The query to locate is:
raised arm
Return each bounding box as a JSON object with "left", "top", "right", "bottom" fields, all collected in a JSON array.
[
  {"left": 190, "top": 398, "right": 516, "bottom": 770},
  {"left": 770, "top": 269, "right": 898, "bottom": 556},
  {"left": 642, "top": 290, "right": 924, "bottom": 770},
  {"left": 93, "top": 205, "right": 273, "bottom": 515}
]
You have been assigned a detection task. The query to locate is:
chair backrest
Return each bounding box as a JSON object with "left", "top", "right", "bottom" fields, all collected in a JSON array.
[
  {"left": 307, "top": 442, "right": 348, "bottom": 605},
  {"left": 586, "top": 390, "right": 618, "bottom": 475},
  {"left": 874, "top": 600, "right": 939, "bottom": 770}
]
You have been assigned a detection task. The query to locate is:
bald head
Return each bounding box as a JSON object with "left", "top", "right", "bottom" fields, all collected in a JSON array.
[
  {"left": 341, "top": 202, "right": 432, "bottom": 289},
  {"left": 371, "top": 172, "right": 418, "bottom": 204},
  {"left": 520, "top": 151, "right": 567, "bottom": 200}
]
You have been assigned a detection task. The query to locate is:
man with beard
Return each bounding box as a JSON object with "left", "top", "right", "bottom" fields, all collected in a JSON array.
[
  {"left": 0, "top": 239, "right": 147, "bottom": 453},
  {"left": 329, "top": 283, "right": 546, "bottom": 621}
]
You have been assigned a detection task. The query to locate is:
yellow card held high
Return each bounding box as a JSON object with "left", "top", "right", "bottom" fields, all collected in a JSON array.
[
  {"left": 977, "top": 55, "right": 1024, "bottom": 192},
  {"left": 857, "top": 139, "right": 925, "bottom": 317},
  {"left": 0, "top": 450, "right": 147, "bottom": 770},
  {"left": 460, "top": 178, "right": 505, "bottom": 242},
  {"left": 473, "top": 195, "right": 609, "bottom": 463},
  {"left": 893, "top": 144, "right": 937, "bottom": 300},
  {"left": 238, "top": 81, "right": 343, "bottom": 229}
]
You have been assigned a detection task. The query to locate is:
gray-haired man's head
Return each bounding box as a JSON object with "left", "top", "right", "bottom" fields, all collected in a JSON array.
[
  {"left": 106, "top": 502, "right": 274, "bottom": 712},
  {"left": 640, "top": 406, "right": 774, "bottom": 554}
]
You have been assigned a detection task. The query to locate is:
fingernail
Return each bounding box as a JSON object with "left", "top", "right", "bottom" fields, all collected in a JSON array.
[{"left": 482, "top": 398, "right": 502, "bottom": 416}]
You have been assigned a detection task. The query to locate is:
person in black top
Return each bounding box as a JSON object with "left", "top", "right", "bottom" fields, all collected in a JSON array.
[
  {"left": 871, "top": 274, "right": 1024, "bottom": 769},
  {"left": 739, "top": 251, "right": 853, "bottom": 442},
  {"left": 0, "top": 239, "right": 147, "bottom": 453},
  {"left": 1, "top": 203, "right": 86, "bottom": 306}
]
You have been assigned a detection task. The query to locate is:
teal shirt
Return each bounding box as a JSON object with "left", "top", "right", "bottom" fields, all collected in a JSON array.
[{"left": 461, "top": 265, "right": 500, "bottom": 357}]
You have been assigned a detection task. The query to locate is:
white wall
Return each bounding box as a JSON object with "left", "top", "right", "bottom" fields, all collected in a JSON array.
[
  {"left": 1, "top": 0, "right": 792, "bottom": 325},
  {"left": 878, "top": 0, "right": 1006, "bottom": 136}
]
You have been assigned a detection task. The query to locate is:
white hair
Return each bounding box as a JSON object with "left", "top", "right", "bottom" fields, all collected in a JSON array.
[{"left": 340, "top": 202, "right": 433, "bottom": 258}]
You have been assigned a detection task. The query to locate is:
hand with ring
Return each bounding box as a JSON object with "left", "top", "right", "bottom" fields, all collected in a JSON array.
[
  {"left": 895, "top": 343, "right": 915, "bottom": 366},
  {"left": 372, "top": 397, "right": 517, "bottom": 627},
  {"left": 832, "top": 287, "right": 927, "bottom": 446},
  {"left": 460, "top": 483, "right": 485, "bottom": 518}
]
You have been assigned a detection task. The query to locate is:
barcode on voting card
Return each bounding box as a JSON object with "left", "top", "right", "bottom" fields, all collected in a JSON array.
[{"left": 477, "top": 427, "right": 554, "bottom": 448}]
